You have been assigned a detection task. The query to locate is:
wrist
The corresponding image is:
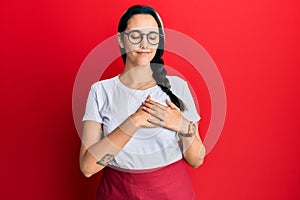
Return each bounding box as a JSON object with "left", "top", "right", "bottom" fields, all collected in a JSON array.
[
  {"left": 178, "top": 121, "right": 197, "bottom": 137},
  {"left": 119, "top": 115, "right": 140, "bottom": 136},
  {"left": 129, "top": 113, "right": 142, "bottom": 128},
  {"left": 179, "top": 118, "right": 189, "bottom": 134}
]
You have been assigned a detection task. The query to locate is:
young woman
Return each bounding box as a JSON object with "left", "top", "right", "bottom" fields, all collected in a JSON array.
[{"left": 80, "top": 5, "right": 206, "bottom": 199}]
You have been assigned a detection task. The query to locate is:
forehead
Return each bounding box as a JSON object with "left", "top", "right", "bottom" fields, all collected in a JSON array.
[{"left": 126, "top": 14, "right": 159, "bottom": 31}]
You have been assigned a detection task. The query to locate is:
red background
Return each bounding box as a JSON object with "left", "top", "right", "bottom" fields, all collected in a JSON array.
[{"left": 1, "top": 0, "right": 300, "bottom": 199}]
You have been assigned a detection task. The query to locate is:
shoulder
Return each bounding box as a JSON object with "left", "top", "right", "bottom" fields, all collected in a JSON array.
[
  {"left": 90, "top": 76, "right": 118, "bottom": 92},
  {"left": 166, "top": 76, "right": 189, "bottom": 98},
  {"left": 167, "top": 76, "right": 188, "bottom": 89}
]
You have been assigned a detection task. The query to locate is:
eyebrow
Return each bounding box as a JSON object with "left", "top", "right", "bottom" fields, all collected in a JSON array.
[
  {"left": 125, "top": 28, "right": 159, "bottom": 32},
  {"left": 127, "top": 29, "right": 160, "bottom": 33}
]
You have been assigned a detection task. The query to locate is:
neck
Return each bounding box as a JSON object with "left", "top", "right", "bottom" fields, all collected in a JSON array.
[{"left": 119, "top": 64, "right": 156, "bottom": 89}]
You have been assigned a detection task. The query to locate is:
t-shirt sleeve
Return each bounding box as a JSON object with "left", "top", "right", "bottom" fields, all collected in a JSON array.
[
  {"left": 82, "top": 83, "right": 103, "bottom": 123},
  {"left": 169, "top": 76, "right": 200, "bottom": 122},
  {"left": 181, "top": 81, "right": 201, "bottom": 122}
]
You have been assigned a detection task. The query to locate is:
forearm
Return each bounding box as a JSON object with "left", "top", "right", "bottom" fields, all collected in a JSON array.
[
  {"left": 180, "top": 134, "right": 205, "bottom": 168},
  {"left": 80, "top": 117, "right": 139, "bottom": 177},
  {"left": 178, "top": 119, "right": 206, "bottom": 168}
]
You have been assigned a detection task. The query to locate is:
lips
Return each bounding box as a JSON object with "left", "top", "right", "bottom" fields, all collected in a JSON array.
[{"left": 136, "top": 51, "right": 151, "bottom": 55}]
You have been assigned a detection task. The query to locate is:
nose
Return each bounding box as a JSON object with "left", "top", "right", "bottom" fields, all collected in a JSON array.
[{"left": 139, "top": 34, "right": 148, "bottom": 48}]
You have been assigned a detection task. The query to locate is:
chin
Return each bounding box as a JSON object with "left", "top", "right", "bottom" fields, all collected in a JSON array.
[
  {"left": 137, "top": 58, "right": 154, "bottom": 66},
  {"left": 136, "top": 62, "right": 151, "bottom": 67}
]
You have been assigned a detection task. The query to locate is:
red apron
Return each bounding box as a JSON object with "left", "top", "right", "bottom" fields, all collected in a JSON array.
[{"left": 96, "top": 159, "right": 196, "bottom": 200}]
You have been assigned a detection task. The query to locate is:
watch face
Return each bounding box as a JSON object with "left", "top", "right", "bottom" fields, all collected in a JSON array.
[
  {"left": 189, "top": 123, "right": 197, "bottom": 136},
  {"left": 179, "top": 122, "right": 197, "bottom": 137}
]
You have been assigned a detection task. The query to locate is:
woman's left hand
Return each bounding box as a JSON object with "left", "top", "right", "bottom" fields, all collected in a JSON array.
[{"left": 142, "top": 96, "right": 184, "bottom": 132}]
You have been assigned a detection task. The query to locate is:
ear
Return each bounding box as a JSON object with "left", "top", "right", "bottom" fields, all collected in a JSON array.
[{"left": 117, "top": 33, "right": 125, "bottom": 48}]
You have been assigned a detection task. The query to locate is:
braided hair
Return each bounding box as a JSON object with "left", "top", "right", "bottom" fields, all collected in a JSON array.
[{"left": 118, "top": 5, "right": 185, "bottom": 111}]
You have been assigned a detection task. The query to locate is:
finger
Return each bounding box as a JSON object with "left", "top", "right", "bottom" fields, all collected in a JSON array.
[
  {"left": 143, "top": 106, "right": 165, "bottom": 122},
  {"left": 146, "top": 114, "right": 160, "bottom": 128},
  {"left": 147, "top": 114, "right": 166, "bottom": 127},
  {"left": 143, "top": 101, "right": 165, "bottom": 112},
  {"left": 166, "top": 99, "right": 180, "bottom": 110},
  {"left": 145, "top": 99, "right": 167, "bottom": 110},
  {"left": 146, "top": 122, "right": 158, "bottom": 128}
]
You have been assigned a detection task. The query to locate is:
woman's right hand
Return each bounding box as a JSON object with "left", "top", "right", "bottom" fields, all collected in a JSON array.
[{"left": 130, "top": 103, "right": 157, "bottom": 128}]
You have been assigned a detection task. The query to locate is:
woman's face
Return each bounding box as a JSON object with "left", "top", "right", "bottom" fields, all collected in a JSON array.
[{"left": 121, "top": 14, "right": 159, "bottom": 67}]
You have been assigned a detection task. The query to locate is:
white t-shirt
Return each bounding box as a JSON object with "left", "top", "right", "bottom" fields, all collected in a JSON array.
[{"left": 83, "top": 75, "right": 200, "bottom": 170}]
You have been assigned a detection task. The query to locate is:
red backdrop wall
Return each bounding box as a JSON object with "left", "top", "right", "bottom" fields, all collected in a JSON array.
[{"left": 1, "top": 0, "right": 300, "bottom": 199}]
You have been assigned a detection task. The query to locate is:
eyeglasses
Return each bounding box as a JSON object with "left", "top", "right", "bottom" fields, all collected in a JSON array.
[{"left": 123, "top": 30, "right": 163, "bottom": 45}]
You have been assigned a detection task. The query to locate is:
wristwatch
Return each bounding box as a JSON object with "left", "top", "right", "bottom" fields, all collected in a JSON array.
[{"left": 178, "top": 121, "right": 196, "bottom": 137}]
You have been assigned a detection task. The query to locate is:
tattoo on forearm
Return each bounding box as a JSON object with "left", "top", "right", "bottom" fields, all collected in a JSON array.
[{"left": 96, "top": 153, "right": 114, "bottom": 166}]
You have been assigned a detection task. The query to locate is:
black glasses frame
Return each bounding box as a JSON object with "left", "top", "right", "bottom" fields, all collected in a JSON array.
[{"left": 123, "top": 30, "right": 164, "bottom": 45}]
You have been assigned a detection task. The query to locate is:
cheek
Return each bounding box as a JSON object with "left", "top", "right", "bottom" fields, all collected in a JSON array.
[
  {"left": 151, "top": 46, "right": 158, "bottom": 54},
  {"left": 150, "top": 49, "right": 157, "bottom": 59},
  {"left": 123, "top": 41, "right": 138, "bottom": 53}
]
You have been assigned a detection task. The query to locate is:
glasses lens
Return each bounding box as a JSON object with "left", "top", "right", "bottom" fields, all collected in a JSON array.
[
  {"left": 147, "top": 32, "right": 159, "bottom": 45},
  {"left": 128, "top": 31, "right": 142, "bottom": 44}
]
